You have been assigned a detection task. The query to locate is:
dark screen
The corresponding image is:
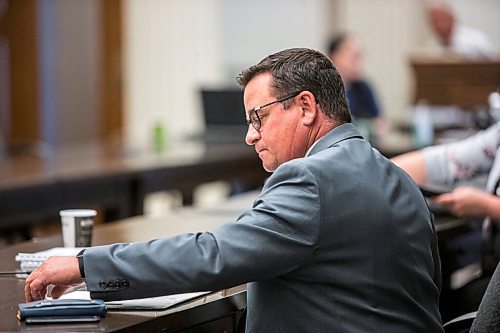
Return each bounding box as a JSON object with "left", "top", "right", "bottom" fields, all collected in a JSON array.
[{"left": 201, "top": 89, "right": 246, "bottom": 126}]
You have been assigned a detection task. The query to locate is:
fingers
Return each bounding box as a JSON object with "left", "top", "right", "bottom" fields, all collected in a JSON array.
[
  {"left": 25, "top": 268, "right": 45, "bottom": 302},
  {"left": 25, "top": 261, "right": 53, "bottom": 302},
  {"left": 434, "top": 193, "right": 454, "bottom": 207},
  {"left": 24, "top": 256, "right": 84, "bottom": 302},
  {"left": 25, "top": 276, "right": 74, "bottom": 301},
  {"left": 24, "top": 281, "right": 41, "bottom": 302}
]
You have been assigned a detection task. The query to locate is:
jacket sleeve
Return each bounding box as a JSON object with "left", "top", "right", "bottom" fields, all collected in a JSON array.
[{"left": 84, "top": 161, "right": 321, "bottom": 300}]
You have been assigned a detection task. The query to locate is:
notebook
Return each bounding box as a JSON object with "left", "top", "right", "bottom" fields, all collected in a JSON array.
[
  {"left": 199, "top": 88, "right": 248, "bottom": 143},
  {"left": 16, "top": 247, "right": 84, "bottom": 272}
]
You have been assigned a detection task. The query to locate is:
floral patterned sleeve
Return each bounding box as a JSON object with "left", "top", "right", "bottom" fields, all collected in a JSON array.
[{"left": 422, "top": 122, "right": 500, "bottom": 186}]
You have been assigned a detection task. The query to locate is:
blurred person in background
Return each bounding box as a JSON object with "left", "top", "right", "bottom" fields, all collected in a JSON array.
[
  {"left": 425, "top": 1, "right": 498, "bottom": 60},
  {"left": 328, "top": 33, "right": 386, "bottom": 144}
]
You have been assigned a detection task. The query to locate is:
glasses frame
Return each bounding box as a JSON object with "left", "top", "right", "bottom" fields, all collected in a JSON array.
[{"left": 246, "top": 91, "right": 301, "bottom": 132}]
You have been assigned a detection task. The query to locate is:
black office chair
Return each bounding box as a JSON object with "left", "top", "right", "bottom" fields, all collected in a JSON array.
[{"left": 443, "top": 261, "right": 500, "bottom": 333}]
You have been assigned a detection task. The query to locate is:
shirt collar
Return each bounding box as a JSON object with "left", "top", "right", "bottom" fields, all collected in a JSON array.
[{"left": 305, "top": 137, "right": 323, "bottom": 157}]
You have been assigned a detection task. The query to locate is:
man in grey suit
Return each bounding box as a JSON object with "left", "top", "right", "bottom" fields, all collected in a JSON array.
[{"left": 25, "top": 48, "right": 443, "bottom": 332}]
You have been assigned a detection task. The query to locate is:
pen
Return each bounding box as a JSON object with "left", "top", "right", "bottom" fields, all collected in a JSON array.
[{"left": 0, "top": 271, "right": 31, "bottom": 276}]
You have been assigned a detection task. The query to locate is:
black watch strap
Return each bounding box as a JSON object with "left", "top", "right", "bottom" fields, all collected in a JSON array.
[{"left": 76, "top": 249, "right": 86, "bottom": 278}]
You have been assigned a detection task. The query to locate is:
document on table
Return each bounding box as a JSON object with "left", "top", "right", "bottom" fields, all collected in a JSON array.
[
  {"left": 15, "top": 247, "right": 85, "bottom": 272},
  {"left": 60, "top": 290, "right": 211, "bottom": 310}
]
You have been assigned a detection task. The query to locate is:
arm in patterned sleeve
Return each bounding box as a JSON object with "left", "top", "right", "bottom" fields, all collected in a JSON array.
[{"left": 422, "top": 122, "right": 500, "bottom": 185}]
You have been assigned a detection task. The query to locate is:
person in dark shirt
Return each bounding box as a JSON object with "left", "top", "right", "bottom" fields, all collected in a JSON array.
[{"left": 328, "top": 33, "right": 384, "bottom": 142}]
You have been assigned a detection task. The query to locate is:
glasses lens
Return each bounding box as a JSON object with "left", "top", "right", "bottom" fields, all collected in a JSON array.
[{"left": 250, "top": 111, "right": 260, "bottom": 131}]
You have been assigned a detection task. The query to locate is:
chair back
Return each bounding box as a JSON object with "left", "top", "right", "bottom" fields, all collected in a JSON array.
[{"left": 470, "top": 261, "right": 500, "bottom": 332}]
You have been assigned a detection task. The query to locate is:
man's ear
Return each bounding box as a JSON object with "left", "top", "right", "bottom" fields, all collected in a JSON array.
[{"left": 298, "top": 91, "right": 318, "bottom": 126}]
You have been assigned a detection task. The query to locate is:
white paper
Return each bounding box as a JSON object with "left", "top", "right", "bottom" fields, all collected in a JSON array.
[
  {"left": 16, "top": 247, "right": 85, "bottom": 263},
  {"left": 60, "top": 290, "right": 211, "bottom": 310},
  {"left": 15, "top": 247, "right": 85, "bottom": 273}
]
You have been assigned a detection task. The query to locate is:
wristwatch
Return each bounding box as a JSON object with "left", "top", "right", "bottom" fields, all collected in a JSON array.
[{"left": 76, "top": 249, "right": 86, "bottom": 278}]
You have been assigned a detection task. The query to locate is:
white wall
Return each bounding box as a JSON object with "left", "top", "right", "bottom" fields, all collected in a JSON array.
[
  {"left": 123, "top": 0, "right": 331, "bottom": 150},
  {"left": 221, "top": 0, "right": 330, "bottom": 80},
  {"left": 123, "top": 0, "right": 224, "bottom": 150},
  {"left": 123, "top": 0, "right": 500, "bottom": 146}
]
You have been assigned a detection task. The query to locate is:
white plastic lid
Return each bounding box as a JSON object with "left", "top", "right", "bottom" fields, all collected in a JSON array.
[
  {"left": 489, "top": 91, "right": 500, "bottom": 109},
  {"left": 59, "top": 209, "right": 97, "bottom": 217}
]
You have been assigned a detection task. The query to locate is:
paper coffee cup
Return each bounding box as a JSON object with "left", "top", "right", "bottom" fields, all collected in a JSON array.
[{"left": 59, "top": 209, "right": 97, "bottom": 247}]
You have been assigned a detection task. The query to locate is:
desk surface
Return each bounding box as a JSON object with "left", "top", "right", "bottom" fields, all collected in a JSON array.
[
  {"left": 0, "top": 141, "right": 268, "bottom": 228},
  {"left": 0, "top": 191, "right": 258, "bottom": 332},
  {"left": 0, "top": 141, "right": 254, "bottom": 189}
]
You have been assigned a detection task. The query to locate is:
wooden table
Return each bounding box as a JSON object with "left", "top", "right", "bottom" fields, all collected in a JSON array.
[
  {"left": 0, "top": 141, "right": 268, "bottom": 229},
  {"left": 0, "top": 192, "right": 259, "bottom": 332}
]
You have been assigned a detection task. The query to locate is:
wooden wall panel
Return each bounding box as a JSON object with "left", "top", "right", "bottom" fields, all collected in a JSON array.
[
  {"left": 100, "top": 0, "right": 123, "bottom": 145},
  {"left": 6, "top": 0, "right": 39, "bottom": 143}
]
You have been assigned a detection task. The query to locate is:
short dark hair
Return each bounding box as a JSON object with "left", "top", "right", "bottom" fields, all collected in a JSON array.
[
  {"left": 236, "top": 48, "right": 351, "bottom": 123},
  {"left": 328, "top": 33, "right": 348, "bottom": 56}
]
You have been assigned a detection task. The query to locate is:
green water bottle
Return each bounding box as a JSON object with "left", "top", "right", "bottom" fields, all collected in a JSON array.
[{"left": 153, "top": 121, "right": 166, "bottom": 153}]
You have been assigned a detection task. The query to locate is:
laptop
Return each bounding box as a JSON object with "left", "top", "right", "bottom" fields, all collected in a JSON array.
[{"left": 200, "top": 88, "right": 248, "bottom": 143}]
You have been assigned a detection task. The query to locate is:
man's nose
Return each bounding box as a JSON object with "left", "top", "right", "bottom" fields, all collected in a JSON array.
[{"left": 245, "top": 125, "right": 259, "bottom": 146}]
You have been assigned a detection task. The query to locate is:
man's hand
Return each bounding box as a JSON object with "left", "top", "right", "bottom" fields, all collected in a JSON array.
[
  {"left": 434, "top": 187, "right": 489, "bottom": 218},
  {"left": 24, "top": 256, "right": 84, "bottom": 302}
]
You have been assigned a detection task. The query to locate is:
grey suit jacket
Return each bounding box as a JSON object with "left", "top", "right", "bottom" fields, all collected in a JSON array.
[{"left": 84, "top": 123, "right": 443, "bottom": 332}]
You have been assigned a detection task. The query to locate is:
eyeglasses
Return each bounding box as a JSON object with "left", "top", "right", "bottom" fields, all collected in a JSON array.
[{"left": 246, "top": 91, "right": 301, "bottom": 132}]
